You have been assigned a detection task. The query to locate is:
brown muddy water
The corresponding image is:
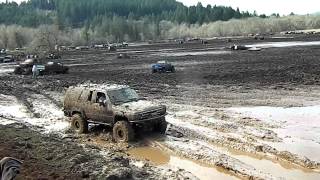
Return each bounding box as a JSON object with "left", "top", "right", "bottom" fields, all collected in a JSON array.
[
  {"left": 128, "top": 145, "right": 320, "bottom": 180},
  {"left": 227, "top": 106, "right": 320, "bottom": 162},
  {"left": 214, "top": 144, "right": 320, "bottom": 180},
  {"left": 128, "top": 146, "right": 238, "bottom": 180}
]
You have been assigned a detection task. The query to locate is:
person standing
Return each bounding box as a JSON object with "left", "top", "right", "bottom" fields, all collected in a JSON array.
[{"left": 32, "top": 64, "right": 38, "bottom": 79}]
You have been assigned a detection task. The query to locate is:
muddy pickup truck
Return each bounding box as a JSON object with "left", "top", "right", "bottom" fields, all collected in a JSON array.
[
  {"left": 14, "top": 59, "right": 69, "bottom": 75},
  {"left": 63, "top": 85, "right": 167, "bottom": 142}
]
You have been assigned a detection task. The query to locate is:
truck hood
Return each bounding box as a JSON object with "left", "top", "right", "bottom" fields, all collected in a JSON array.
[{"left": 114, "top": 100, "right": 162, "bottom": 113}]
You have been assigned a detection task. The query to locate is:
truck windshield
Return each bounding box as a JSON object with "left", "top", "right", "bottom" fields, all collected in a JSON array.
[{"left": 107, "top": 88, "right": 139, "bottom": 105}]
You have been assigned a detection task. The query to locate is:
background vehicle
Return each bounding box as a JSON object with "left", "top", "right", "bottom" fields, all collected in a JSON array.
[
  {"left": 117, "top": 53, "right": 130, "bottom": 59},
  {"left": 47, "top": 53, "right": 61, "bottom": 59},
  {"left": 63, "top": 85, "right": 168, "bottom": 142},
  {"left": 14, "top": 59, "right": 69, "bottom": 75},
  {"left": 0, "top": 55, "right": 14, "bottom": 63},
  {"left": 93, "top": 44, "right": 107, "bottom": 49},
  {"left": 0, "top": 49, "right": 6, "bottom": 54},
  {"left": 152, "top": 60, "right": 175, "bottom": 73},
  {"left": 117, "top": 42, "right": 128, "bottom": 47},
  {"left": 75, "top": 46, "right": 89, "bottom": 50},
  {"left": 108, "top": 45, "right": 117, "bottom": 51},
  {"left": 230, "top": 45, "right": 249, "bottom": 50},
  {"left": 44, "top": 62, "right": 69, "bottom": 74}
]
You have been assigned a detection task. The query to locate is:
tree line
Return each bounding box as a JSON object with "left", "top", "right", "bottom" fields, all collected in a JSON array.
[
  {"left": 4, "top": 0, "right": 315, "bottom": 50},
  {"left": 0, "top": 0, "right": 259, "bottom": 28},
  {"left": 2, "top": 14, "right": 319, "bottom": 51}
]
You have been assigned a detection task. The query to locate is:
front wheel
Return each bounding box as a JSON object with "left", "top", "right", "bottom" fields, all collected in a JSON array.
[
  {"left": 62, "top": 68, "right": 69, "bottom": 74},
  {"left": 154, "top": 117, "right": 167, "bottom": 134},
  {"left": 113, "top": 121, "right": 135, "bottom": 143},
  {"left": 71, "top": 114, "right": 88, "bottom": 134},
  {"left": 152, "top": 69, "right": 156, "bottom": 73},
  {"left": 171, "top": 66, "right": 175, "bottom": 73}
]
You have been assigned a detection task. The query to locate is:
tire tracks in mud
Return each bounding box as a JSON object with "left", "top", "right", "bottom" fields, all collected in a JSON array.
[
  {"left": 1, "top": 83, "right": 35, "bottom": 116},
  {"left": 3, "top": 83, "right": 63, "bottom": 118},
  {"left": 162, "top": 138, "right": 277, "bottom": 180},
  {"left": 139, "top": 119, "right": 320, "bottom": 180},
  {"left": 150, "top": 97, "right": 320, "bottom": 171},
  {"left": 166, "top": 119, "right": 320, "bottom": 170},
  {"left": 24, "top": 86, "right": 63, "bottom": 108},
  {"left": 0, "top": 83, "right": 68, "bottom": 134}
]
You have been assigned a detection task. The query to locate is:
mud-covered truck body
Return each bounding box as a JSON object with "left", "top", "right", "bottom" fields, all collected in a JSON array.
[{"left": 63, "top": 85, "right": 167, "bottom": 142}]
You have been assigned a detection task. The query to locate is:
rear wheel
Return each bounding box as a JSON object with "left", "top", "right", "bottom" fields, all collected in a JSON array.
[
  {"left": 71, "top": 114, "right": 88, "bottom": 134},
  {"left": 113, "top": 121, "right": 134, "bottom": 143},
  {"left": 22, "top": 68, "right": 32, "bottom": 75},
  {"left": 154, "top": 117, "right": 167, "bottom": 134},
  {"left": 62, "top": 68, "right": 69, "bottom": 74}
]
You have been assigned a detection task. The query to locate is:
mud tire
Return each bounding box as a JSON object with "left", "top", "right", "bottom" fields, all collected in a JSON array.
[
  {"left": 154, "top": 117, "right": 167, "bottom": 134},
  {"left": 171, "top": 66, "right": 175, "bottom": 73},
  {"left": 113, "top": 121, "right": 134, "bottom": 143},
  {"left": 14, "top": 67, "right": 22, "bottom": 74},
  {"left": 22, "top": 68, "right": 32, "bottom": 75},
  {"left": 71, "top": 114, "right": 88, "bottom": 134}
]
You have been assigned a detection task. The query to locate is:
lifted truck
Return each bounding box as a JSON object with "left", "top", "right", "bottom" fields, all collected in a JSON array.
[
  {"left": 63, "top": 84, "right": 168, "bottom": 142},
  {"left": 152, "top": 60, "right": 175, "bottom": 73}
]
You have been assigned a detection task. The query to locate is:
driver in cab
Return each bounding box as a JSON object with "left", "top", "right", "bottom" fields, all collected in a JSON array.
[{"left": 97, "top": 93, "right": 107, "bottom": 106}]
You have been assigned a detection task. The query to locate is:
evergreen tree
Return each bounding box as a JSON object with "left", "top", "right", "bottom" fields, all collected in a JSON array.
[{"left": 0, "top": 0, "right": 257, "bottom": 27}]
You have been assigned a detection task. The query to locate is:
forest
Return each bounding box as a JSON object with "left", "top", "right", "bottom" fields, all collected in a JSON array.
[
  {"left": 0, "top": 0, "right": 257, "bottom": 28},
  {"left": 0, "top": 0, "right": 319, "bottom": 50}
]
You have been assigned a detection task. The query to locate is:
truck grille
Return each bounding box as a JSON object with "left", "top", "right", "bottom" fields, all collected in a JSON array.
[{"left": 139, "top": 108, "right": 163, "bottom": 120}]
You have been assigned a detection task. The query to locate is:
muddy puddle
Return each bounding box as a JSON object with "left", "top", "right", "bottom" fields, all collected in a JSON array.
[
  {"left": 227, "top": 106, "right": 320, "bottom": 162},
  {"left": 128, "top": 146, "right": 238, "bottom": 180},
  {"left": 213, "top": 144, "right": 320, "bottom": 180},
  {"left": 127, "top": 146, "right": 170, "bottom": 165},
  {"left": 128, "top": 144, "right": 320, "bottom": 180},
  {"left": 233, "top": 154, "right": 320, "bottom": 180}
]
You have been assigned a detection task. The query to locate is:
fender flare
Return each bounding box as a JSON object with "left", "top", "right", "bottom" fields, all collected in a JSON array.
[{"left": 70, "top": 109, "right": 87, "bottom": 119}]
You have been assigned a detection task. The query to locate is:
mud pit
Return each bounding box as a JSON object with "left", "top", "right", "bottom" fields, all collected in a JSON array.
[
  {"left": 128, "top": 146, "right": 237, "bottom": 180},
  {"left": 1, "top": 35, "right": 320, "bottom": 179}
]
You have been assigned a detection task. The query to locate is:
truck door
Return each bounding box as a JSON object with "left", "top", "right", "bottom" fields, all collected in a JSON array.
[
  {"left": 78, "top": 90, "right": 95, "bottom": 119},
  {"left": 89, "top": 91, "right": 113, "bottom": 124}
]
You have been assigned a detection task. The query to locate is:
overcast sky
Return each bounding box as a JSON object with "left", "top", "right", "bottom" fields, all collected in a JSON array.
[{"left": 1, "top": 0, "right": 319, "bottom": 15}]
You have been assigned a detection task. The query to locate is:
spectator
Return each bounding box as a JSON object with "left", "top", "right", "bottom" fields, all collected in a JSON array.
[{"left": 32, "top": 65, "right": 38, "bottom": 79}]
